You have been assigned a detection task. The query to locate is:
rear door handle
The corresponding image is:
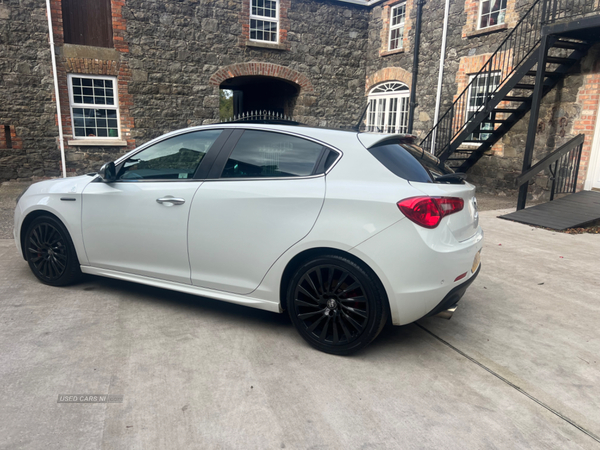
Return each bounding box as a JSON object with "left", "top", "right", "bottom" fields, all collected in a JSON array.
[{"left": 156, "top": 196, "right": 185, "bottom": 206}]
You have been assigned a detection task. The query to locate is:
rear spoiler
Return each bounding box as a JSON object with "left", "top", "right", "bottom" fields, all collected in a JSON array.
[{"left": 357, "top": 133, "right": 418, "bottom": 149}]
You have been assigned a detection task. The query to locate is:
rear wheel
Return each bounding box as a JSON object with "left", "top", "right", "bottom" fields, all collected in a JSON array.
[
  {"left": 24, "top": 215, "right": 82, "bottom": 286},
  {"left": 286, "top": 255, "right": 388, "bottom": 355}
]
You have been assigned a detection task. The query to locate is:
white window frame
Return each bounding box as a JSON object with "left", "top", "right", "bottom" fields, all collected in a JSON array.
[
  {"left": 249, "top": 0, "right": 280, "bottom": 44},
  {"left": 477, "top": 0, "right": 507, "bottom": 30},
  {"left": 465, "top": 72, "right": 501, "bottom": 141},
  {"left": 366, "top": 82, "right": 410, "bottom": 134},
  {"left": 67, "top": 74, "right": 120, "bottom": 140},
  {"left": 388, "top": 2, "right": 406, "bottom": 51}
]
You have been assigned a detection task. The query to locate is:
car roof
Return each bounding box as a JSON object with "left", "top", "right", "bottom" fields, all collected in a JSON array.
[{"left": 151, "top": 123, "right": 417, "bottom": 151}]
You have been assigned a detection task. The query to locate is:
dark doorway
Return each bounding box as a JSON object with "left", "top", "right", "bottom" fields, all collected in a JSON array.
[{"left": 220, "top": 76, "right": 300, "bottom": 117}]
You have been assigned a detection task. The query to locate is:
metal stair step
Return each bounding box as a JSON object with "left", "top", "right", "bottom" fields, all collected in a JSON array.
[
  {"left": 545, "top": 56, "right": 578, "bottom": 65},
  {"left": 552, "top": 40, "right": 588, "bottom": 50},
  {"left": 526, "top": 70, "right": 562, "bottom": 78},
  {"left": 514, "top": 83, "right": 535, "bottom": 90},
  {"left": 493, "top": 108, "right": 520, "bottom": 113},
  {"left": 481, "top": 119, "right": 514, "bottom": 124},
  {"left": 503, "top": 96, "right": 531, "bottom": 102}
]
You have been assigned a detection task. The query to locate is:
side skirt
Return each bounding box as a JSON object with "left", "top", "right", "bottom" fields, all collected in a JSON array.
[{"left": 80, "top": 266, "right": 282, "bottom": 313}]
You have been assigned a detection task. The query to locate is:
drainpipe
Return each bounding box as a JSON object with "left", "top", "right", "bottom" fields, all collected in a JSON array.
[
  {"left": 45, "top": 0, "right": 67, "bottom": 178},
  {"left": 431, "top": 0, "right": 450, "bottom": 153},
  {"left": 407, "top": 0, "right": 425, "bottom": 134}
]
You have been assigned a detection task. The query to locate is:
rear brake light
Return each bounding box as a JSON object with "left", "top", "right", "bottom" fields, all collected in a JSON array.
[{"left": 397, "top": 196, "right": 464, "bottom": 229}]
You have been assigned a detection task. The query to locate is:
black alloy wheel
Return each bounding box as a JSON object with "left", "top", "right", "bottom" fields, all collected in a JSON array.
[
  {"left": 287, "top": 255, "right": 388, "bottom": 355},
  {"left": 25, "top": 216, "right": 82, "bottom": 286}
]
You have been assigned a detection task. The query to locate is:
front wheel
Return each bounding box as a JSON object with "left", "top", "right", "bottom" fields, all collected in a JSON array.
[
  {"left": 24, "top": 215, "right": 83, "bottom": 286},
  {"left": 286, "top": 255, "right": 388, "bottom": 355}
]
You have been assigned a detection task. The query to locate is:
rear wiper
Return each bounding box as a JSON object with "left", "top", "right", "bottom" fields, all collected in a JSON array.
[{"left": 434, "top": 172, "right": 467, "bottom": 184}]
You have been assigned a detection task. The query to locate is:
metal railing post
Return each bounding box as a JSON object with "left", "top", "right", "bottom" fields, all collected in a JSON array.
[{"left": 517, "top": 34, "right": 556, "bottom": 210}]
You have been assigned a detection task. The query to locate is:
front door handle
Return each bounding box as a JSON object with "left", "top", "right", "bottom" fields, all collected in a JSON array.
[{"left": 156, "top": 196, "right": 185, "bottom": 206}]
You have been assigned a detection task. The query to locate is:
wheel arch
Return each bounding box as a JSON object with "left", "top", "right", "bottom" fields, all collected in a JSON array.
[
  {"left": 19, "top": 210, "right": 68, "bottom": 260},
  {"left": 278, "top": 247, "right": 390, "bottom": 315}
]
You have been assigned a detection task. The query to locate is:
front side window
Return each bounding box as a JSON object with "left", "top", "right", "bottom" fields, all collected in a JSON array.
[
  {"left": 68, "top": 75, "right": 119, "bottom": 139},
  {"left": 250, "top": 0, "right": 279, "bottom": 43},
  {"left": 466, "top": 72, "right": 501, "bottom": 141},
  {"left": 478, "top": 0, "right": 507, "bottom": 28},
  {"left": 388, "top": 3, "right": 406, "bottom": 51},
  {"left": 366, "top": 82, "right": 410, "bottom": 134},
  {"left": 221, "top": 130, "right": 323, "bottom": 178},
  {"left": 118, "top": 130, "right": 222, "bottom": 180}
]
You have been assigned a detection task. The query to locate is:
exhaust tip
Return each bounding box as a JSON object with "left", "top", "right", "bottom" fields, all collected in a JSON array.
[{"left": 435, "top": 305, "right": 458, "bottom": 320}]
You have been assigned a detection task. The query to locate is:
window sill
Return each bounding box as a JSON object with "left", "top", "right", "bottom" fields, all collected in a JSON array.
[
  {"left": 68, "top": 139, "right": 128, "bottom": 147},
  {"left": 380, "top": 47, "right": 405, "bottom": 57},
  {"left": 245, "top": 40, "right": 288, "bottom": 51},
  {"left": 465, "top": 23, "right": 508, "bottom": 38}
]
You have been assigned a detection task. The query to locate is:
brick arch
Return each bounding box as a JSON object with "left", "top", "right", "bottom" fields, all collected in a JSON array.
[
  {"left": 209, "top": 63, "right": 314, "bottom": 93},
  {"left": 365, "top": 67, "right": 412, "bottom": 94}
]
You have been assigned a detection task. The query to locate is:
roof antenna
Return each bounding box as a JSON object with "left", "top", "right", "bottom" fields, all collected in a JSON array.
[{"left": 352, "top": 102, "right": 369, "bottom": 132}]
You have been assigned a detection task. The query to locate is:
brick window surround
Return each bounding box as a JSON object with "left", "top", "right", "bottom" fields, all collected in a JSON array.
[
  {"left": 210, "top": 62, "right": 314, "bottom": 93},
  {"left": 49, "top": 0, "right": 135, "bottom": 157},
  {"left": 240, "top": 0, "right": 290, "bottom": 50},
  {"left": 380, "top": 0, "right": 413, "bottom": 57},
  {"left": 365, "top": 67, "right": 412, "bottom": 94},
  {"left": 462, "top": 0, "right": 517, "bottom": 38}
]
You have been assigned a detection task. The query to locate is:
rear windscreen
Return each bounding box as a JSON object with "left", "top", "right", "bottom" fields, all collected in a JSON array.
[
  {"left": 402, "top": 143, "right": 453, "bottom": 177},
  {"left": 367, "top": 143, "right": 433, "bottom": 182},
  {"left": 367, "top": 142, "right": 453, "bottom": 182}
]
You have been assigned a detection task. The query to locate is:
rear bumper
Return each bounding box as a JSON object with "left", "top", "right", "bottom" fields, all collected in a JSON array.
[
  {"left": 425, "top": 264, "right": 480, "bottom": 317},
  {"left": 349, "top": 217, "right": 483, "bottom": 326}
]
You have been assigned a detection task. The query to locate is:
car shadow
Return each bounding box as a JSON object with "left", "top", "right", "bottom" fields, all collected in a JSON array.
[{"left": 72, "top": 274, "right": 433, "bottom": 357}]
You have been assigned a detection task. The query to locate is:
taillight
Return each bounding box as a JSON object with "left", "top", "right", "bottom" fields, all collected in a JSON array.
[{"left": 397, "top": 196, "right": 464, "bottom": 229}]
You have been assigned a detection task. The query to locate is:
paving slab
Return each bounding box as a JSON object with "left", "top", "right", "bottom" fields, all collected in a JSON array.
[
  {"left": 419, "top": 209, "right": 600, "bottom": 440},
  {"left": 0, "top": 208, "right": 599, "bottom": 449}
]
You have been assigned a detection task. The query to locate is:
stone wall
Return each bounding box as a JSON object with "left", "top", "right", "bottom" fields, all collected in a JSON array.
[
  {"left": 0, "top": 0, "right": 59, "bottom": 181},
  {"left": 1, "top": 0, "right": 599, "bottom": 199},
  {"left": 123, "top": 0, "right": 370, "bottom": 145}
]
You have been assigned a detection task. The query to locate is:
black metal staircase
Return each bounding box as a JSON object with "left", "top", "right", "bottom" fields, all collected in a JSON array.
[{"left": 420, "top": 0, "right": 600, "bottom": 178}]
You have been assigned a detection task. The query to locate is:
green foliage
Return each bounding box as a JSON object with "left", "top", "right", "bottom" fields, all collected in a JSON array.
[{"left": 219, "top": 89, "right": 234, "bottom": 121}]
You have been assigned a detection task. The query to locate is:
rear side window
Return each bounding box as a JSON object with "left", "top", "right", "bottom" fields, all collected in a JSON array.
[
  {"left": 367, "top": 143, "right": 433, "bottom": 183},
  {"left": 221, "top": 130, "right": 324, "bottom": 178}
]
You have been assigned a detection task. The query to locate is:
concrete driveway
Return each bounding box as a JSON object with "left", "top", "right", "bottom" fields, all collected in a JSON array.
[{"left": 1, "top": 207, "right": 599, "bottom": 449}]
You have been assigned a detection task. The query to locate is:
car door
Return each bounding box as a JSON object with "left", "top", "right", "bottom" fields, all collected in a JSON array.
[
  {"left": 81, "top": 129, "right": 228, "bottom": 284},
  {"left": 188, "top": 129, "right": 328, "bottom": 294}
]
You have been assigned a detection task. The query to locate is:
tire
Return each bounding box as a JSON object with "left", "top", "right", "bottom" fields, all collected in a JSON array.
[
  {"left": 24, "top": 215, "right": 83, "bottom": 286},
  {"left": 286, "top": 254, "right": 389, "bottom": 355}
]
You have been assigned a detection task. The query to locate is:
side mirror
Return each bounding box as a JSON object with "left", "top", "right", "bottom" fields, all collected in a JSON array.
[{"left": 98, "top": 161, "right": 116, "bottom": 182}]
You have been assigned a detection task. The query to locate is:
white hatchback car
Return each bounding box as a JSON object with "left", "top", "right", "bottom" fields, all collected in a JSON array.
[{"left": 14, "top": 124, "right": 483, "bottom": 354}]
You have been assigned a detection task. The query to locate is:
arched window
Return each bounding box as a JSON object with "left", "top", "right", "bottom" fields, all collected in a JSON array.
[{"left": 366, "top": 82, "right": 410, "bottom": 134}]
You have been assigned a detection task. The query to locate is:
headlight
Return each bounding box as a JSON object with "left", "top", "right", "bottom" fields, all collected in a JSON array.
[{"left": 15, "top": 185, "right": 30, "bottom": 205}]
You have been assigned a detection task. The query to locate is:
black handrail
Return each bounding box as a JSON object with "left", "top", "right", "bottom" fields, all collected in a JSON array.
[
  {"left": 545, "top": 0, "right": 597, "bottom": 23},
  {"left": 515, "top": 134, "right": 584, "bottom": 205},
  {"left": 420, "top": 0, "right": 599, "bottom": 160},
  {"left": 420, "top": 0, "right": 545, "bottom": 157}
]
